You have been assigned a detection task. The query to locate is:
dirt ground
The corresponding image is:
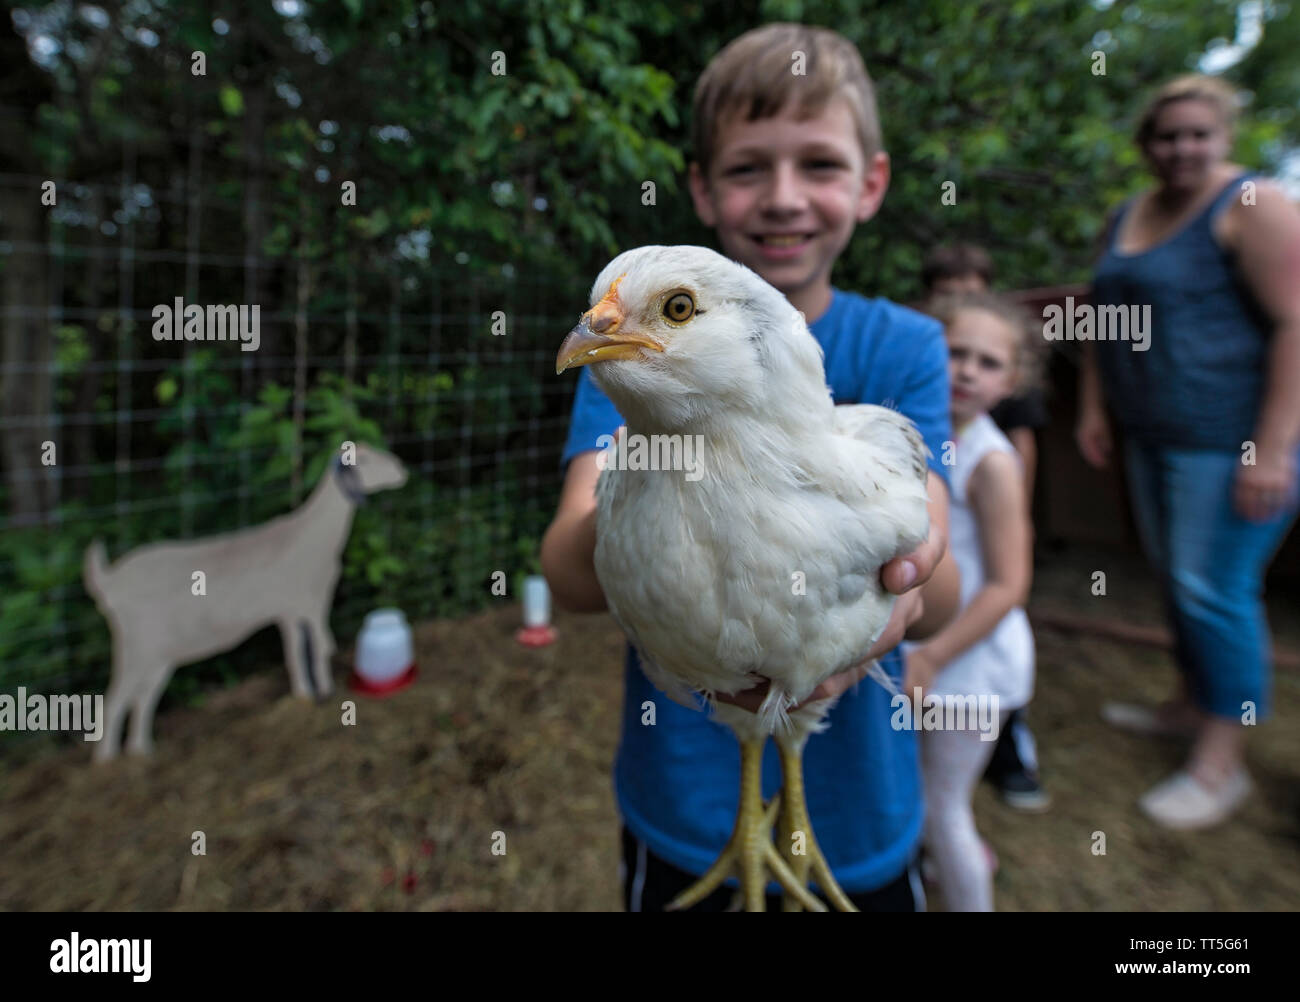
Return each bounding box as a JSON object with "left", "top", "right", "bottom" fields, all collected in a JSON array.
[{"left": 1, "top": 546, "right": 1297, "bottom": 911}]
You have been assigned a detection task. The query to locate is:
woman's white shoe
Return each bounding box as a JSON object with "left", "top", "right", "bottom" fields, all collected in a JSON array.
[{"left": 1138, "top": 768, "right": 1252, "bottom": 830}]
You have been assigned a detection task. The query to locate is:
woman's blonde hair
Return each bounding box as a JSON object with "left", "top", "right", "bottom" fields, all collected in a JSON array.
[{"left": 1135, "top": 74, "right": 1240, "bottom": 148}]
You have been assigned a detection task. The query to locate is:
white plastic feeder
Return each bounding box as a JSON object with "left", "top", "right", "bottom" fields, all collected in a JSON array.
[
  {"left": 350, "top": 607, "right": 418, "bottom": 695},
  {"left": 516, "top": 575, "right": 557, "bottom": 647}
]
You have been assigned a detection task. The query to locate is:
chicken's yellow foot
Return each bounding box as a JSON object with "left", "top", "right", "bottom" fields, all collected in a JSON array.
[
  {"left": 775, "top": 732, "right": 858, "bottom": 912},
  {"left": 666, "top": 739, "right": 826, "bottom": 912}
]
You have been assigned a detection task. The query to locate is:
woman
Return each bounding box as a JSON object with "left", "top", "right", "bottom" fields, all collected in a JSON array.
[{"left": 1078, "top": 74, "right": 1300, "bottom": 830}]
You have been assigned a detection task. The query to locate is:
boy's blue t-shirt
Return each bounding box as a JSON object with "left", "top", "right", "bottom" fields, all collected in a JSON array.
[{"left": 560, "top": 288, "right": 952, "bottom": 893}]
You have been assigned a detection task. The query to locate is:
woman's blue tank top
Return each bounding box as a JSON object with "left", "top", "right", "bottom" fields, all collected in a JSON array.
[{"left": 1091, "top": 172, "right": 1273, "bottom": 449}]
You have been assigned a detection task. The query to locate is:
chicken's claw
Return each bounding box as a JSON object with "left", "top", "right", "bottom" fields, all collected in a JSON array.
[{"left": 666, "top": 739, "right": 827, "bottom": 912}]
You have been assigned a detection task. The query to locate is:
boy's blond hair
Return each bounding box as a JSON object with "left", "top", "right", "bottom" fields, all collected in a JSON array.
[
  {"left": 1135, "top": 73, "right": 1240, "bottom": 148},
  {"left": 691, "top": 23, "right": 882, "bottom": 174}
]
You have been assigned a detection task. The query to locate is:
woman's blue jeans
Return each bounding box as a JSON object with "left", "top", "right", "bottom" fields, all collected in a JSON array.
[{"left": 1123, "top": 442, "right": 1297, "bottom": 721}]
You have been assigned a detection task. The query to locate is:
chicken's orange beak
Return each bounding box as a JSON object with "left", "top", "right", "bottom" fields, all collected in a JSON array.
[{"left": 556, "top": 274, "right": 664, "bottom": 374}]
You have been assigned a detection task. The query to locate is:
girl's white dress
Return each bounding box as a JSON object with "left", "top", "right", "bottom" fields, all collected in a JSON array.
[{"left": 925, "top": 412, "right": 1035, "bottom": 710}]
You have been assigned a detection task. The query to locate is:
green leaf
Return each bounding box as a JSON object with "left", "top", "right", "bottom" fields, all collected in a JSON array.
[{"left": 218, "top": 85, "right": 244, "bottom": 117}]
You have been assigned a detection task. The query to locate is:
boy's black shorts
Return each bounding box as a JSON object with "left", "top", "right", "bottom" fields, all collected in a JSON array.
[{"left": 620, "top": 825, "right": 925, "bottom": 912}]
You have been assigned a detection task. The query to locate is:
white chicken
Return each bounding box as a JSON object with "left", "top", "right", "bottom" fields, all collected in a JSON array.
[{"left": 556, "top": 245, "right": 931, "bottom": 912}]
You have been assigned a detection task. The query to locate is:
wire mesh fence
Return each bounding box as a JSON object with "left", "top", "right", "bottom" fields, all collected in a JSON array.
[{"left": 0, "top": 163, "right": 584, "bottom": 743}]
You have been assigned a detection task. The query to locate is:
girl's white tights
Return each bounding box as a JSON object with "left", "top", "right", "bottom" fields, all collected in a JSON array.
[{"left": 920, "top": 709, "right": 1012, "bottom": 912}]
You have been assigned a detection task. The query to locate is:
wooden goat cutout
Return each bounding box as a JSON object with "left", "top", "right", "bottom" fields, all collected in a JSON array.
[{"left": 83, "top": 443, "right": 408, "bottom": 762}]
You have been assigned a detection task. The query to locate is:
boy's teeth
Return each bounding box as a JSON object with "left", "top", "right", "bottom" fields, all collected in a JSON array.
[{"left": 761, "top": 234, "right": 805, "bottom": 246}]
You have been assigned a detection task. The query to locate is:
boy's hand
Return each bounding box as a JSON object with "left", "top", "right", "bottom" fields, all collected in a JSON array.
[{"left": 880, "top": 519, "right": 945, "bottom": 595}]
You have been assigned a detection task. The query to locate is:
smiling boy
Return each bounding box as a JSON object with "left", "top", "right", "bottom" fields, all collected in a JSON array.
[{"left": 542, "top": 23, "right": 958, "bottom": 911}]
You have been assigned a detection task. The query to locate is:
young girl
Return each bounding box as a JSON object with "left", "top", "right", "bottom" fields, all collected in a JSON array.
[{"left": 907, "top": 292, "right": 1038, "bottom": 911}]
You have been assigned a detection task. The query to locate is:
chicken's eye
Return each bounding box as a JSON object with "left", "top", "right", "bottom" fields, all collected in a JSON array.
[{"left": 663, "top": 292, "right": 696, "bottom": 324}]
